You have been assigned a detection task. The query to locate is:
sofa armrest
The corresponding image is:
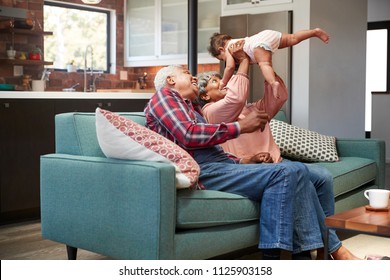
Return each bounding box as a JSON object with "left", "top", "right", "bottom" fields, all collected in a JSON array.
[
  {"left": 336, "top": 138, "right": 386, "bottom": 188},
  {"left": 40, "top": 154, "right": 177, "bottom": 259}
]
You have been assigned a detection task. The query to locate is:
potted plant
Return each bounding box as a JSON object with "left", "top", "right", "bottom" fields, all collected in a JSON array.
[
  {"left": 29, "top": 46, "right": 42, "bottom": 60},
  {"left": 66, "top": 60, "right": 77, "bottom": 72}
]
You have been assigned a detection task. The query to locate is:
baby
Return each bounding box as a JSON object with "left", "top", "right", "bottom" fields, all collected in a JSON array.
[{"left": 208, "top": 28, "right": 329, "bottom": 97}]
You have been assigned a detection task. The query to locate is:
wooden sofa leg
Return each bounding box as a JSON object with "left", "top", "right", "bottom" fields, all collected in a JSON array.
[{"left": 66, "top": 245, "right": 78, "bottom": 260}]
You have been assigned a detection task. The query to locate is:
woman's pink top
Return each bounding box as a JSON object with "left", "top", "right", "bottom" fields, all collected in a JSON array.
[{"left": 202, "top": 73, "right": 287, "bottom": 163}]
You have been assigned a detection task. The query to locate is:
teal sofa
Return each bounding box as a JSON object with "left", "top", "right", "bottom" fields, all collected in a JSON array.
[{"left": 40, "top": 111, "right": 385, "bottom": 260}]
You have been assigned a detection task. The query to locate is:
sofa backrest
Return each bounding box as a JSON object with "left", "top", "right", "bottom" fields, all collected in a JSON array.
[
  {"left": 273, "top": 110, "right": 288, "bottom": 123},
  {"left": 55, "top": 111, "right": 146, "bottom": 156},
  {"left": 54, "top": 110, "right": 288, "bottom": 157}
]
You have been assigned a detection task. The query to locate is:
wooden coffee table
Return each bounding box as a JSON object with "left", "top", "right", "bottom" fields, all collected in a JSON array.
[{"left": 324, "top": 200, "right": 390, "bottom": 259}]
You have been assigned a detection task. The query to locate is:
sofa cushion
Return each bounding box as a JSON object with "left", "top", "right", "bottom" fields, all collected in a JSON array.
[
  {"left": 176, "top": 189, "right": 259, "bottom": 229},
  {"left": 270, "top": 119, "right": 339, "bottom": 162},
  {"left": 96, "top": 108, "right": 200, "bottom": 189},
  {"left": 314, "top": 157, "right": 377, "bottom": 197}
]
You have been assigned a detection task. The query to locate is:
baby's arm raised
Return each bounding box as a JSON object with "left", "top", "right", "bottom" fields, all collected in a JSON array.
[{"left": 220, "top": 51, "right": 235, "bottom": 89}]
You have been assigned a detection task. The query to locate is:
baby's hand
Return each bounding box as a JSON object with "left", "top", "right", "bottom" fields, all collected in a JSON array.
[{"left": 219, "top": 81, "right": 226, "bottom": 90}]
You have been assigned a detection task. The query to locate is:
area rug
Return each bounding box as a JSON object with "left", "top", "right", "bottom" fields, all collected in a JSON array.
[{"left": 341, "top": 234, "right": 390, "bottom": 259}]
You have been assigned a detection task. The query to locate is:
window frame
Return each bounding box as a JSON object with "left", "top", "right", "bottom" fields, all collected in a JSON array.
[
  {"left": 368, "top": 21, "right": 390, "bottom": 93},
  {"left": 43, "top": 0, "right": 114, "bottom": 73}
]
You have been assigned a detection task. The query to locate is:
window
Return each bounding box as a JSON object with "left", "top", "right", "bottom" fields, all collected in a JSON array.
[
  {"left": 44, "top": 1, "right": 114, "bottom": 73},
  {"left": 365, "top": 21, "right": 389, "bottom": 131}
]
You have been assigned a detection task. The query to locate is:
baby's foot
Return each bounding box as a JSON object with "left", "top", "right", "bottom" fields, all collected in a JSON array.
[
  {"left": 315, "top": 28, "right": 330, "bottom": 44},
  {"left": 272, "top": 81, "right": 280, "bottom": 99}
]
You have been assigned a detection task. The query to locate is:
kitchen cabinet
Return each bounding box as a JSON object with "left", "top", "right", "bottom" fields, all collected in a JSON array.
[
  {"left": 0, "top": 97, "right": 149, "bottom": 224},
  {"left": 0, "top": 99, "right": 55, "bottom": 224},
  {"left": 125, "top": 0, "right": 220, "bottom": 67},
  {"left": 222, "top": 0, "right": 292, "bottom": 12}
]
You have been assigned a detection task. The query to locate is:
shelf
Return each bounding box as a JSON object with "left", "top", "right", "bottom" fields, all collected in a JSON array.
[
  {"left": 0, "top": 28, "right": 53, "bottom": 36},
  {"left": 0, "top": 58, "right": 53, "bottom": 66}
]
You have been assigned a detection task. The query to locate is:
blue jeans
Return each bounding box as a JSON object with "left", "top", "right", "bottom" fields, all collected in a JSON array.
[
  {"left": 303, "top": 163, "right": 341, "bottom": 253},
  {"left": 304, "top": 163, "right": 335, "bottom": 217},
  {"left": 199, "top": 160, "right": 324, "bottom": 253}
]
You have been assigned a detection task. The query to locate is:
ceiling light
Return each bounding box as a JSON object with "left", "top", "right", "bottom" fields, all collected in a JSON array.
[{"left": 81, "top": 0, "right": 102, "bottom": 4}]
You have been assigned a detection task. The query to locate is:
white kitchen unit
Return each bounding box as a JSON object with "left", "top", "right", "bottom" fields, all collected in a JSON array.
[
  {"left": 222, "top": 0, "right": 293, "bottom": 16},
  {"left": 125, "top": 0, "right": 220, "bottom": 67}
]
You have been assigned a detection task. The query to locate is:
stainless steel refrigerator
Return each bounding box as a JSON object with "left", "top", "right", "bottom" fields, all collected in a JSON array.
[{"left": 220, "top": 11, "right": 292, "bottom": 120}]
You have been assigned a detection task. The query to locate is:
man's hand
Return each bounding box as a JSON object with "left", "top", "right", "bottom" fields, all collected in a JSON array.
[
  {"left": 238, "top": 109, "right": 269, "bottom": 134},
  {"left": 240, "top": 152, "right": 274, "bottom": 164}
]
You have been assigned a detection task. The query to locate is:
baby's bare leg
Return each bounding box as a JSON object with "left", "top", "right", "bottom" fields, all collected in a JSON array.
[
  {"left": 279, "top": 28, "right": 329, "bottom": 48},
  {"left": 253, "top": 47, "right": 280, "bottom": 98}
]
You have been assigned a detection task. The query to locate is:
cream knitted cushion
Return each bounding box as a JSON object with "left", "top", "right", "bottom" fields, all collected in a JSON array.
[{"left": 270, "top": 119, "right": 339, "bottom": 162}]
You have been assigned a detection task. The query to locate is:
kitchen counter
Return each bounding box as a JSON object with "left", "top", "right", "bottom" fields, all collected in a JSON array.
[{"left": 0, "top": 91, "right": 154, "bottom": 99}]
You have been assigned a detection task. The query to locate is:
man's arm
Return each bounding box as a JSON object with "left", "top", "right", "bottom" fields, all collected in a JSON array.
[
  {"left": 146, "top": 89, "right": 240, "bottom": 149},
  {"left": 147, "top": 89, "right": 268, "bottom": 149},
  {"left": 238, "top": 109, "right": 268, "bottom": 133}
]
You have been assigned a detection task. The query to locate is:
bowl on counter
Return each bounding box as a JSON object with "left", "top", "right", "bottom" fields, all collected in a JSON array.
[{"left": 62, "top": 88, "right": 76, "bottom": 92}]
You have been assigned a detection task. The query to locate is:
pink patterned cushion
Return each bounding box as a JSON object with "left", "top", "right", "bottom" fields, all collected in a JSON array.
[{"left": 96, "top": 108, "right": 200, "bottom": 189}]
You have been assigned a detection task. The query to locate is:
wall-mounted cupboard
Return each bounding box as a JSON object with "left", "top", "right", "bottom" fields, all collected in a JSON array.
[{"left": 125, "top": 0, "right": 220, "bottom": 67}]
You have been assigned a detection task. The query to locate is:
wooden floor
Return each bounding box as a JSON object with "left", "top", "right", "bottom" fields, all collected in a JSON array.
[
  {"left": 0, "top": 219, "right": 262, "bottom": 260},
  {"left": 0, "top": 219, "right": 271, "bottom": 260},
  {"left": 0, "top": 220, "right": 109, "bottom": 260}
]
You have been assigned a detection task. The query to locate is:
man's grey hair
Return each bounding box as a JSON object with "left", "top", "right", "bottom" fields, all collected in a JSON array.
[
  {"left": 197, "top": 71, "right": 222, "bottom": 96},
  {"left": 154, "top": 65, "right": 183, "bottom": 91}
]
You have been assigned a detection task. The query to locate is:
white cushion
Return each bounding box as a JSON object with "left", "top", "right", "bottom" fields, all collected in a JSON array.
[
  {"left": 270, "top": 119, "right": 339, "bottom": 162},
  {"left": 95, "top": 108, "right": 200, "bottom": 189}
]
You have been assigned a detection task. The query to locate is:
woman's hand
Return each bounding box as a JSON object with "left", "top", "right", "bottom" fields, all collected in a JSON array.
[
  {"left": 240, "top": 152, "right": 274, "bottom": 164},
  {"left": 228, "top": 39, "right": 247, "bottom": 63},
  {"left": 228, "top": 39, "right": 249, "bottom": 76}
]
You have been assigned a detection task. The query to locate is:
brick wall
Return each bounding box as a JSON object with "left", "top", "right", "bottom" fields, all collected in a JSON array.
[{"left": 0, "top": 0, "right": 219, "bottom": 91}]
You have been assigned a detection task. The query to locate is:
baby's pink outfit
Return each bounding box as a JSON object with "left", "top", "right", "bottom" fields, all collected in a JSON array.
[{"left": 228, "top": 30, "right": 282, "bottom": 64}]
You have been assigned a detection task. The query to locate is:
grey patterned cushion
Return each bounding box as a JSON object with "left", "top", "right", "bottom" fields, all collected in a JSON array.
[{"left": 270, "top": 119, "right": 339, "bottom": 162}]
